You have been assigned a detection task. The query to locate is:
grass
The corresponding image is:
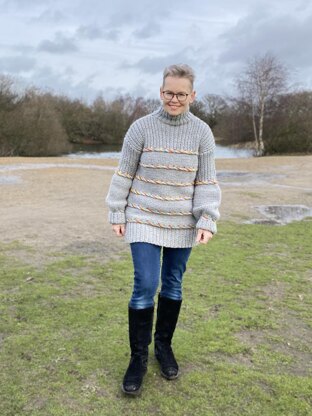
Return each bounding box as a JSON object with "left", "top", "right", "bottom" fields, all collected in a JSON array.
[{"left": 0, "top": 220, "right": 311, "bottom": 416}]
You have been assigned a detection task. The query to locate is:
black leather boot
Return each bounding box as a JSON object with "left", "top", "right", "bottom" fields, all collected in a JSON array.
[
  {"left": 122, "top": 306, "right": 154, "bottom": 396},
  {"left": 154, "top": 295, "right": 182, "bottom": 380}
]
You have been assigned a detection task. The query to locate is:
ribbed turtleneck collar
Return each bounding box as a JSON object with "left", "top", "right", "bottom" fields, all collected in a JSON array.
[{"left": 152, "top": 106, "right": 194, "bottom": 126}]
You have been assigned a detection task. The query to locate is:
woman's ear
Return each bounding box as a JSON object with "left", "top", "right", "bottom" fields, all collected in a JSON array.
[
  {"left": 190, "top": 90, "right": 196, "bottom": 104},
  {"left": 159, "top": 86, "right": 163, "bottom": 100}
]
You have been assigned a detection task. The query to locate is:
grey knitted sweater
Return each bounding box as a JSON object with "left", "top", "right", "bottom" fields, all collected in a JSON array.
[{"left": 105, "top": 106, "right": 222, "bottom": 248}]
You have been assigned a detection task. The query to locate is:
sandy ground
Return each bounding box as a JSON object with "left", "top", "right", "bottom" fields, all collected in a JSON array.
[{"left": 0, "top": 155, "right": 311, "bottom": 264}]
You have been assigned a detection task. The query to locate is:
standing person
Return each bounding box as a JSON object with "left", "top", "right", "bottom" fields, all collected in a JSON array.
[{"left": 106, "top": 64, "right": 221, "bottom": 396}]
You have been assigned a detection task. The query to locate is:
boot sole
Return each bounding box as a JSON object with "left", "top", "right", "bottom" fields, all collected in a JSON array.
[
  {"left": 121, "top": 383, "right": 142, "bottom": 396},
  {"left": 160, "top": 370, "right": 179, "bottom": 380}
]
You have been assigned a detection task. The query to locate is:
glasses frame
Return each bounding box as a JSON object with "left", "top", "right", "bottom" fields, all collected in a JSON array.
[{"left": 161, "top": 90, "right": 190, "bottom": 103}]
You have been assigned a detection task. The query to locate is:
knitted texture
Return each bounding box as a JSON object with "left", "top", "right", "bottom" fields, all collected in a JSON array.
[{"left": 105, "top": 106, "right": 222, "bottom": 248}]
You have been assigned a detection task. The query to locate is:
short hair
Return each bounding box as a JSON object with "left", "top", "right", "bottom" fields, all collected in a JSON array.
[{"left": 162, "top": 64, "right": 195, "bottom": 89}]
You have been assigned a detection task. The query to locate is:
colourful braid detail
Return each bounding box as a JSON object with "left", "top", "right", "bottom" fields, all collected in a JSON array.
[
  {"left": 117, "top": 170, "right": 134, "bottom": 179},
  {"left": 143, "top": 147, "right": 198, "bottom": 155},
  {"left": 117, "top": 170, "right": 217, "bottom": 185},
  {"left": 135, "top": 175, "right": 194, "bottom": 187},
  {"left": 128, "top": 203, "right": 192, "bottom": 216},
  {"left": 139, "top": 162, "right": 197, "bottom": 172},
  {"left": 130, "top": 188, "right": 192, "bottom": 201},
  {"left": 127, "top": 218, "right": 195, "bottom": 229},
  {"left": 202, "top": 214, "right": 216, "bottom": 222},
  {"left": 195, "top": 179, "right": 219, "bottom": 185}
]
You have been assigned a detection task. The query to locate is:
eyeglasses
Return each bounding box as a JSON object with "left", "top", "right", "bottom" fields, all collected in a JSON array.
[{"left": 162, "top": 91, "right": 190, "bottom": 103}]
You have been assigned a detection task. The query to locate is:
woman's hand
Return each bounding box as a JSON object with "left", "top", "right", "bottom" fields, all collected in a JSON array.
[
  {"left": 196, "top": 229, "right": 213, "bottom": 244},
  {"left": 112, "top": 224, "right": 125, "bottom": 236}
]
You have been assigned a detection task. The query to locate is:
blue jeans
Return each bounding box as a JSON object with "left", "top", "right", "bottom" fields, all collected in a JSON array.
[{"left": 129, "top": 242, "right": 192, "bottom": 309}]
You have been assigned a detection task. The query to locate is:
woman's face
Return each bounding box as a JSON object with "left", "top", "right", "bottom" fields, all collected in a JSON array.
[{"left": 160, "top": 76, "right": 196, "bottom": 116}]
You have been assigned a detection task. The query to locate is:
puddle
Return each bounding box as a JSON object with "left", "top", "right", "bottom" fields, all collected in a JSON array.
[
  {"left": 246, "top": 205, "right": 312, "bottom": 225},
  {"left": 65, "top": 144, "right": 254, "bottom": 159},
  {"left": 218, "top": 170, "right": 286, "bottom": 185},
  {"left": 0, "top": 175, "right": 22, "bottom": 185},
  {"left": 218, "top": 171, "right": 286, "bottom": 180},
  {"left": 66, "top": 152, "right": 121, "bottom": 159},
  {"left": 218, "top": 171, "right": 311, "bottom": 191}
]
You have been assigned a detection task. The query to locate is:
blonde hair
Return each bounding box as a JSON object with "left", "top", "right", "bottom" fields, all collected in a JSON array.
[{"left": 162, "top": 64, "right": 195, "bottom": 89}]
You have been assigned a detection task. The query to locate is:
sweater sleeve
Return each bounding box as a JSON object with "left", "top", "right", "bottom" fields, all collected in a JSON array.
[
  {"left": 105, "top": 120, "right": 144, "bottom": 224},
  {"left": 192, "top": 127, "right": 222, "bottom": 234}
]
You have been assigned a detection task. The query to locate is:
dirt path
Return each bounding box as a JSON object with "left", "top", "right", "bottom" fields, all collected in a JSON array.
[{"left": 0, "top": 155, "right": 311, "bottom": 264}]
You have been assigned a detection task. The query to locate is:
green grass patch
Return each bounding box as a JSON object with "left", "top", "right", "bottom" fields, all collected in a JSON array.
[{"left": 0, "top": 220, "right": 311, "bottom": 415}]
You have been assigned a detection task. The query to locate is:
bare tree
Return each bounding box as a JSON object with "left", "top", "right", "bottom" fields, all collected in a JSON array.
[
  {"left": 236, "top": 52, "right": 288, "bottom": 155},
  {"left": 201, "top": 94, "right": 228, "bottom": 129},
  {"left": 0, "top": 75, "right": 19, "bottom": 111}
]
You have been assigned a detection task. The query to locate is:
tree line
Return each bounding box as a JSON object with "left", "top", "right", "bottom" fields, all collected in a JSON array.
[
  {"left": 0, "top": 53, "right": 311, "bottom": 157},
  {"left": 0, "top": 78, "right": 160, "bottom": 157}
]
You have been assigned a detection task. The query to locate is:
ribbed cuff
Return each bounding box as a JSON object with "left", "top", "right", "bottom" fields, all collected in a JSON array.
[
  {"left": 196, "top": 216, "right": 217, "bottom": 234},
  {"left": 109, "top": 211, "right": 126, "bottom": 224}
]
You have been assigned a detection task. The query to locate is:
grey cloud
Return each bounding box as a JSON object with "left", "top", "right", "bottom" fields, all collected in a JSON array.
[
  {"left": 105, "top": 1, "right": 171, "bottom": 29},
  {"left": 76, "top": 25, "right": 103, "bottom": 40},
  {"left": 101, "top": 81, "right": 158, "bottom": 101},
  {"left": 30, "top": 8, "right": 66, "bottom": 24},
  {"left": 76, "top": 25, "right": 120, "bottom": 41},
  {"left": 1, "top": 0, "right": 47, "bottom": 7},
  {"left": 219, "top": 11, "right": 312, "bottom": 68},
  {"left": 0, "top": 55, "right": 36, "bottom": 73},
  {"left": 38, "top": 33, "right": 78, "bottom": 54},
  {"left": 295, "top": 0, "right": 312, "bottom": 12},
  {"left": 122, "top": 49, "right": 197, "bottom": 74},
  {"left": 102, "top": 85, "right": 127, "bottom": 100},
  {"left": 129, "top": 80, "right": 158, "bottom": 99},
  {"left": 23, "top": 65, "right": 100, "bottom": 103},
  {"left": 104, "top": 29, "right": 120, "bottom": 41},
  {"left": 133, "top": 21, "right": 161, "bottom": 39},
  {"left": 109, "top": 11, "right": 136, "bottom": 27},
  {"left": 122, "top": 56, "right": 168, "bottom": 74},
  {"left": 12, "top": 44, "right": 35, "bottom": 53}
]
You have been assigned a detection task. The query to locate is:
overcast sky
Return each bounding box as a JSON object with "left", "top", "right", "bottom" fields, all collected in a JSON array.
[{"left": 1, "top": 0, "right": 311, "bottom": 102}]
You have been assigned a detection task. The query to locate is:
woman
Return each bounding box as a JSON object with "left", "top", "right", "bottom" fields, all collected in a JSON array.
[{"left": 106, "top": 64, "right": 221, "bottom": 396}]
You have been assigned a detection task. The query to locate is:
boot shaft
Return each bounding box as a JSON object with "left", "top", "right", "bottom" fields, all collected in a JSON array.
[
  {"left": 154, "top": 295, "right": 182, "bottom": 346},
  {"left": 128, "top": 306, "right": 154, "bottom": 355}
]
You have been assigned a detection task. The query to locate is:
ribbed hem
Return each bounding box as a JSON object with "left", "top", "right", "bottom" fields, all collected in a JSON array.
[
  {"left": 125, "top": 222, "right": 197, "bottom": 248},
  {"left": 196, "top": 216, "right": 217, "bottom": 234},
  {"left": 109, "top": 211, "right": 126, "bottom": 224}
]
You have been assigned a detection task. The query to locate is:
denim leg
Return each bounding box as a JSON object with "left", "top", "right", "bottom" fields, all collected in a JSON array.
[
  {"left": 129, "top": 242, "right": 161, "bottom": 309},
  {"left": 160, "top": 247, "right": 192, "bottom": 300}
]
